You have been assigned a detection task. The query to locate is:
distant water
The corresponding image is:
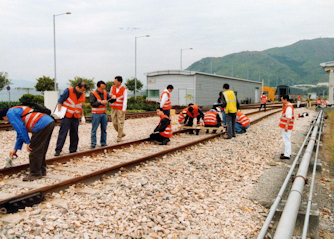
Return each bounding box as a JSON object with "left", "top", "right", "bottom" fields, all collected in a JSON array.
[{"left": 0, "top": 89, "right": 65, "bottom": 102}]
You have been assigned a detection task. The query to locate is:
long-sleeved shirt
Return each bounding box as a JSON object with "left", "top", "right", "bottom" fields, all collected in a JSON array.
[
  {"left": 58, "top": 87, "right": 84, "bottom": 104},
  {"left": 110, "top": 86, "right": 128, "bottom": 111},
  {"left": 90, "top": 90, "right": 112, "bottom": 108},
  {"left": 160, "top": 89, "right": 169, "bottom": 108},
  {"left": 7, "top": 108, "right": 54, "bottom": 150},
  {"left": 154, "top": 118, "right": 170, "bottom": 133}
]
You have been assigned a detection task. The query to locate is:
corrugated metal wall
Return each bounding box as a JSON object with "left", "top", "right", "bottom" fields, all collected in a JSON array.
[{"left": 195, "top": 74, "right": 262, "bottom": 105}]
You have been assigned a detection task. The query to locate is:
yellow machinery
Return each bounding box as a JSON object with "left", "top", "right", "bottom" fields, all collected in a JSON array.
[{"left": 261, "top": 86, "right": 275, "bottom": 102}]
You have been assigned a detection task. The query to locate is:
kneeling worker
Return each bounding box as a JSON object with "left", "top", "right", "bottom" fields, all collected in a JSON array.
[
  {"left": 236, "top": 111, "right": 250, "bottom": 134},
  {"left": 204, "top": 107, "right": 221, "bottom": 133},
  {"left": 0, "top": 106, "right": 55, "bottom": 181},
  {"left": 150, "top": 108, "right": 173, "bottom": 145}
]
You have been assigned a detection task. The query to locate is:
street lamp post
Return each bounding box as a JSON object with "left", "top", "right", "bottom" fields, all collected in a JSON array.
[
  {"left": 180, "top": 48, "right": 193, "bottom": 70},
  {"left": 53, "top": 12, "right": 71, "bottom": 91},
  {"left": 135, "top": 35, "right": 150, "bottom": 98}
]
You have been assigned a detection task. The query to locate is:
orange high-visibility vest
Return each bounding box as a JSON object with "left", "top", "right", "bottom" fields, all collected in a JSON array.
[
  {"left": 236, "top": 111, "right": 250, "bottom": 127},
  {"left": 160, "top": 90, "right": 172, "bottom": 110},
  {"left": 62, "top": 87, "right": 85, "bottom": 118},
  {"left": 316, "top": 99, "right": 321, "bottom": 105},
  {"left": 279, "top": 104, "right": 294, "bottom": 130},
  {"left": 298, "top": 95, "right": 301, "bottom": 102},
  {"left": 323, "top": 100, "right": 327, "bottom": 106},
  {"left": 91, "top": 90, "right": 107, "bottom": 114},
  {"left": 159, "top": 115, "right": 173, "bottom": 138},
  {"left": 187, "top": 105, "right": 199, "bottom": 118},
  {"left": 110, "top": 85, "right": 126, "bottom": 110},
  {"left": 204, "top": 111, "right": 218, "bottom": 126},
  {"left": 12, "top": 106, "right": 46, "bottom": 132},
  {"left": 260, "top": 95, "right": 267, "bottom": 104}
]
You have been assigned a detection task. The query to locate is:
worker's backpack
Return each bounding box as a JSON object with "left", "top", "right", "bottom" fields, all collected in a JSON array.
[{"left": 19, "top": 101, "right": 56, "bottom": 121}]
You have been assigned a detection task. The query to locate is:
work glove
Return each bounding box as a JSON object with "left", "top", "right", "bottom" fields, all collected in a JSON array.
[{"left": 81, "top": 116, "right": 86, "bottom": 124}]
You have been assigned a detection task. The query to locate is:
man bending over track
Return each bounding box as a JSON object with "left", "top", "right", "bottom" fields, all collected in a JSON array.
[{"left": 0, "top": 107, "right": 55, "bottom": 181}]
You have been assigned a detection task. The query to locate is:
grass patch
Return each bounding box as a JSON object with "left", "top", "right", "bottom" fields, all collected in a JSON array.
[{"left": 323, "top": 110, "right": 334, "bottom": 165}]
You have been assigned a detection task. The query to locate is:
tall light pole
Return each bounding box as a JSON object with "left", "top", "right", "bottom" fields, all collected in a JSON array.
[
  {"left": 53, "top": 12, "right": 71, "bottom": 91},
  {"left": 180, "top": 48, "right": 193, "bottom": 70},
  {"left": 135, "top": 35, "right": 150, "bottom": 98}
]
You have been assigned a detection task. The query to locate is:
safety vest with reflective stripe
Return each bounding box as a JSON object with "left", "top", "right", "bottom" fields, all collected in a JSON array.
[
  {"left": 12, "top": 106, "right": 46, "bottom": 132},
  {"left": 62, "top": 87, "right": 85, "bottom": 119},
  {"left": 159, "top": 115, "right": 173, "bottom": 138},
  {"left": 187, "top": 105, "right": 199, "bottom": 118},
  {"left": 316, "top": 99, "right": 321, "bottom": 105},
  {"left": 236, "top": 111, "right": 250, "bottom": 127},
  {"left": 91, "top": 90, "right": 107, "bottom": 114},
  {"left": 260, "top": 95, "right": 267, "bottom": 104},
  {"left": 178, "top": 108, "right": 187, "bottom": 123},
  {"left": 298, "top": 95, "right": 301, "bottom": 102},
  {"left": 323, "top": 100, "right": 327, "bottom": 106},
  {"left": 223, "top": 90, "right": 237, "bottom": 114},
  {"left": 110, "top": 85, "right": 126, "bottom": 110},
  {"left": 204, "top": 111, "right": 218, "bottom": 126},
  {"left": 160, "top": 90, "right": 172, "bottom": 110},
  {"left": 279, "top": 104, "right": 294, "bottom": 130}
]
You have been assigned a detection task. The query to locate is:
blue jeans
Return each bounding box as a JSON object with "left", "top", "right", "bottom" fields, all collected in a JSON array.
[
  {"left": 222, "top": 111, "right": 226, "bottom": 125},
  {"left": 91, "top": 113, "right": 108, "bottom": 147},
  {"left": 235, "top": 122, "right": 250, "bottom": 133}
]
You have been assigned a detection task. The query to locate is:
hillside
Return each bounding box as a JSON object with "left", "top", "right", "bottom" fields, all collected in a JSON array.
[{"left": 186, "top": 38, "right": 334, "bottom": 86}]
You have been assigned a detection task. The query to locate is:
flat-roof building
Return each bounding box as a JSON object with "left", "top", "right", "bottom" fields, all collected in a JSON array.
[{"left": 146, "top": 70, "right": 262, "bottom": 106}]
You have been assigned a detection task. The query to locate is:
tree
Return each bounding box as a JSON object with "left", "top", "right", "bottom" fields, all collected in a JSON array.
[
  {"left": 125, "top": 77, "right": 143, "bottom": 94},
  {"left": 0, "top": 72, "right": 11, "bottom": 91},
  {"left": 68, "top": 76, "right": 95, "bottom": 92},
  {"left": 35, "top": 76, "right": 57, "bottom": 91},
  {"left": 105, "top": 81, "right": 114, "bottom": 92}
]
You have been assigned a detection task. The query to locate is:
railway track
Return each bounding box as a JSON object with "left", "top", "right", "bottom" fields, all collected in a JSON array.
[{"left": 0, "top": 109, "right": 282, "bottom": 213}]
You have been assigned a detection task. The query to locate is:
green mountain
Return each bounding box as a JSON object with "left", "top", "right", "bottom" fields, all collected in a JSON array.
[{"left": 187, "top": 38, "right": 334, "bottom": 87}]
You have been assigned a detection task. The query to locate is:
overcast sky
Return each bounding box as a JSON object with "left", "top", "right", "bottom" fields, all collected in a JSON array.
[{"left": 1, "top": 0, "right": 333, "bottom": 87}]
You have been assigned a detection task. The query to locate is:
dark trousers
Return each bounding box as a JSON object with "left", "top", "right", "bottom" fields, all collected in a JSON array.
[
  {"left": 150, "top": 133, "right": 167, "bottom": 143},
  {"left": 163, "top": 109, "right": 170, "bottom": 117},
  {"left": 259, "top": 104, "right": 266, "bottom": 111},
  {"left": 55, "top": 117, "right": 80, "bottom": 153},
  {"left": 29, "top": 121, "right": 55, "bottom": 176},
  {"left": 226, "top": 113, "right": 236, "bottom": 138}
]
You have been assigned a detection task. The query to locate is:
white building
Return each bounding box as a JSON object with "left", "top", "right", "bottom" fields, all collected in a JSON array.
[{"left": 146, "top": 70, "right": 262, "bottom": 106}]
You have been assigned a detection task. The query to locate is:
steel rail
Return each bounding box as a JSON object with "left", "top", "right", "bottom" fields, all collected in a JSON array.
[
  {"left": 274, "top": 110, "right": 323, "bottom": 238},
  {"left": 302, "top": 114, "right": 324, "bottom": 238},
  {"left": 257, "top": 111, "right": 321, "bottom": 239},
  {"left": 0, "top": 109, "right": 282, "bottom": 213}
]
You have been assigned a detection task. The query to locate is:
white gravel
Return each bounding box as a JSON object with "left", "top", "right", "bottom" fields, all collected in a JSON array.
[{"left": 0, "top": 108, "right": 316, "bottom": 238}]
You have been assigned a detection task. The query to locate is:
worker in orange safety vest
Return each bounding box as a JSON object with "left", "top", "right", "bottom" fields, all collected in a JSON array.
[
  {"left": 150, "top": 108, "right": 173, "bottom": 145},
  {"left": 279, "top": 95, "right": 294, "bottom": 160},
  {"left": 160, "top": 85, "right": 174, "bottom": 117},
  {"left": 235, "top": 111, "right": 250, "bottom": 134},
  {"left": 203, "top": 107, "right": 221, "bottom": 133}
]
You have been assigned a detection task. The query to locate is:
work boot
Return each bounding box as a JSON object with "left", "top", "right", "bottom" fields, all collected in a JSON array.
[
  {"left": 54, "top": 152, "right": 60, "bottom": 157},
  {"left": 212, "top": 130, "right": 217, "bottom": 134},
  {"left": 196, "top": 129, "right": 200, "bottom": 135},
  {"left": 189, "top": 130, "right": 194, "bottom": 135},
  {"left": 160, "top": 138, "right": 169, "bottom": 145},
  {"left": 23, "top": 175, "right": 42, "bottom": 182}
]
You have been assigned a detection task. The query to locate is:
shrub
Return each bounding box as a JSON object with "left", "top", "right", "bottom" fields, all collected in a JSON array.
[
  {"left": 0, "top": 101, "right": 20, "bottom": 108},
  {"left": 19, "top": 94, "right": 35, "bottom": 103},
  {"left": 33, "top": 95, "right": 44, "bottom": 105}
]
